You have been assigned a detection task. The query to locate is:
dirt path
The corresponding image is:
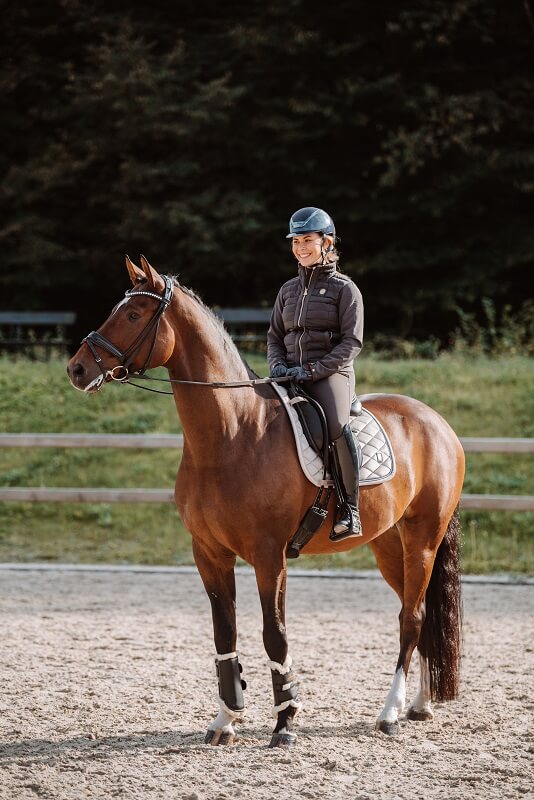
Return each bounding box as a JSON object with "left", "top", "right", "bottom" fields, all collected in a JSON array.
[{"left": 0, "top": 568, "right": 532, "bottom": 800}]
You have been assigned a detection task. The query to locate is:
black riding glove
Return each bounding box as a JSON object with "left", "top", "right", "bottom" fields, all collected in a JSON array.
[
  {"left": 286, "top": 366, "right": 312, "bottom": 383},
  {"left": 270, "top": 363, "right": 288, "bottom": 378}
]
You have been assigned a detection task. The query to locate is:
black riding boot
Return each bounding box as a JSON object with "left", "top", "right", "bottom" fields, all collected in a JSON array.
[{"left": 330, "top": 423, "right": 363, "bottom": 541}]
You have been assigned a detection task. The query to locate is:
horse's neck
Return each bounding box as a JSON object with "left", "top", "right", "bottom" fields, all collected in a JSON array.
[{"left": 166, "top": 289, "right": 261, "bottom": 450}]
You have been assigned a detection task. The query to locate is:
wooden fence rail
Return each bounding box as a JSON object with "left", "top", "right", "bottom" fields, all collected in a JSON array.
[
  {"left": 1, "top": 434, "right": 532, "bottom": 510},
  {"left": 0, "top": 487, "right": 532, "bottom": 510},
  {"left": 1, "top": 434, "right": 533, "bottom": 452}
]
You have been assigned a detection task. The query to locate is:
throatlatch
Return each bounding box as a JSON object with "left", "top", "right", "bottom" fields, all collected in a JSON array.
[{"left": 215, "top": 652, "right": 247, "bottom": 715}]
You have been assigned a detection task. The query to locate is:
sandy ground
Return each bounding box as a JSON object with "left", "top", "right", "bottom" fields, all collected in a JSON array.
[{"left": 0, "top": 567, "right": 532, "bottom": 800}]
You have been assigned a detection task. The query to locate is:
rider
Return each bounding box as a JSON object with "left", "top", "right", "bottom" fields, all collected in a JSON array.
[{"left": 267, "top": 207, "right": 364, "bottom": 540}]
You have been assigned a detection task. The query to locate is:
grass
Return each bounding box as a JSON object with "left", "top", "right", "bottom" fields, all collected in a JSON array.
[{"left": 0, "top": 353, "right": 533, "bottom": 574}]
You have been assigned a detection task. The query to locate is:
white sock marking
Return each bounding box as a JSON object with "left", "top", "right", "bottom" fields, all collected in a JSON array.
[
  {"left": 377, "top": 667, "right": 406, "bottom": 724},
  {"left": 409, "top": 653, "right": 434, "bottom": 717}
]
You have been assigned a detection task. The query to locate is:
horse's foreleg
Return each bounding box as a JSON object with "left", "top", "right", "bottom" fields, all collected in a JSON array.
[
  {"left": 255, "top": 551, "right": 302, "bottom": 748},
  {"left": 192, "top": 538, "right": 245, "bottom": 746}
]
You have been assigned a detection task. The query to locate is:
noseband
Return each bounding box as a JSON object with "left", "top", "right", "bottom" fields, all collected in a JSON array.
[{"left": 83, "top": 275, "right": 174, "bottom": 380}]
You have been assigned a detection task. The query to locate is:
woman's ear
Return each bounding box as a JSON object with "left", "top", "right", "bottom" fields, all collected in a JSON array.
[{"left": 324, "top": 235, "right": 334, "bottom": 252}]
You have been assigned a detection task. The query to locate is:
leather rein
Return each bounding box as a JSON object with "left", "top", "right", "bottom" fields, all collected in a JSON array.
[{"left": 82, "top": 275, "right": 290, "bottom": 395}]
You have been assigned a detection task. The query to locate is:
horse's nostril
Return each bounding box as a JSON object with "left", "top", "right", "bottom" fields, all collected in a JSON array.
[{"left": 72, "top": 362, "right": 85, "bottom": 377}]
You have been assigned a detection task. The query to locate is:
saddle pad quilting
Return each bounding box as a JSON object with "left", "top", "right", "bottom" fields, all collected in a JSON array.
[{"left": 272, "top": 383, "right": 396, "bottom": 488}]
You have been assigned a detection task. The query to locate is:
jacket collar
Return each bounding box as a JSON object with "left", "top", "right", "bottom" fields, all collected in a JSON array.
[{"left": 297, "top": 260, "right": 338, "bottom": 284}]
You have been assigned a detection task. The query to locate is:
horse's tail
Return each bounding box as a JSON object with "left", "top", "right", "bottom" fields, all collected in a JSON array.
[{"left": 418, "top": 504, "right": 463, "bottom": 701}]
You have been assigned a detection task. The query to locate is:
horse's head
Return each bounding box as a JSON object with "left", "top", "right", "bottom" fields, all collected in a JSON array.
[{"left": 67, "top": 255, "right": 176, "bottom": 392}]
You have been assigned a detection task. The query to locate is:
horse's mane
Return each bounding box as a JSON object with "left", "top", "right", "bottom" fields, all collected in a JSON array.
[{"left": 172, "top": 277, "right": 259, "bottom": 378}]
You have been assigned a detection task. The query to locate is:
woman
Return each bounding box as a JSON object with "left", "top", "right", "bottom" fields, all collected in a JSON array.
[{"left": 267, "top": 207, "right": 364, "bottom": 539}]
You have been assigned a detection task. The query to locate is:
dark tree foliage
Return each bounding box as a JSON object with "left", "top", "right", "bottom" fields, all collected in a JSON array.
[{"left": 1, "top": 0, "right": 532, "bottom": 341}]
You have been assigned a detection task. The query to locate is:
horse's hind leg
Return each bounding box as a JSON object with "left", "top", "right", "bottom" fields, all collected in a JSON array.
[
  {"left": 254, "top": 547, "right": 302, "bottom": 748},
  {"left": 372, "top": 517, "right": 448, "bottom": 736},
  {"left": 192, "top": 538, "right": 244, "bottom": 746},
  {"left": 369, "top": 527, "right": 410, "bottom": 735},
  {"left": 407, "top": 652, "right": 433, "bottom": 721}
]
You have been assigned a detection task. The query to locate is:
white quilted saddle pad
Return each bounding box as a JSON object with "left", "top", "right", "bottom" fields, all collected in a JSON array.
[{"left": 272, "top": 383, "right": 396, "bottom": 488}]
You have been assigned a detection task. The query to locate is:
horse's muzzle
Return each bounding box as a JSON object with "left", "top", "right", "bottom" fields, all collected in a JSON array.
[{"left": 66, "top": 357, "right": 105, "bottom": 393}]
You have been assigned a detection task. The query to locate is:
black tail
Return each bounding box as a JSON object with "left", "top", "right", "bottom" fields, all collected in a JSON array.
[{"left": 418, "top": 505, "right": 463, "bottom": 701}]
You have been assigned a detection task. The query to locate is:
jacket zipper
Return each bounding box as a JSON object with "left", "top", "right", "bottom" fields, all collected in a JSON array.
[{"left": 297, "top": 268, "right": 316, "bottom": 367}]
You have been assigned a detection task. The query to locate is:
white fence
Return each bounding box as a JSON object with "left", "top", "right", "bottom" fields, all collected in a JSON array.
[{"left": 0, "top": 434, "right": 533, "bottom": 511}]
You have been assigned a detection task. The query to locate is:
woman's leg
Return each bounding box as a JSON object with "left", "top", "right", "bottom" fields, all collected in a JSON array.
[
  {"left": 306, "top": 370, "right": 362, "bottom": 538},
  {"left": 305, "top": 370, "right": 354, "bottom": 440}
]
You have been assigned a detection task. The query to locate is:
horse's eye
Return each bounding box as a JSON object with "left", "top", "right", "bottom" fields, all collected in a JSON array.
[{"left": 128, "top": 311, "right": 140, "bottom": 322}]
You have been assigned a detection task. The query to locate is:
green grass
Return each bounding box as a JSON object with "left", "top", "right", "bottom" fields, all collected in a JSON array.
[{"left": 0, "top": 354, "right": 533, "bottom": 574}]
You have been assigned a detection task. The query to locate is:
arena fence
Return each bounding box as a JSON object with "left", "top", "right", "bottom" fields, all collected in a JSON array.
[{"left": 0, "top": 434, "right": 532, "bottom": 511}]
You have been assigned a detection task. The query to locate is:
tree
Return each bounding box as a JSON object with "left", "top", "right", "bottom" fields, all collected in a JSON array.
[{"left": 1, "top": 0, "right": 532, "bottom": 343}]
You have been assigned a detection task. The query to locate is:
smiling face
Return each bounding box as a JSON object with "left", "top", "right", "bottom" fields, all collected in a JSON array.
[{"left": 291, "top": 233, "right": 333, "bottom": 268}]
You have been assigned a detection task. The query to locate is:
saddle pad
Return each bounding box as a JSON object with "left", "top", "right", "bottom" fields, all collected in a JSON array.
[{"left": 272, "top": 383, "right": 396, "bottom": 488}]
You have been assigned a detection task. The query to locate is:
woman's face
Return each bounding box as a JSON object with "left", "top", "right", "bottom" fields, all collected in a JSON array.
[{"left": 291, "top": 233, "right": 332, "bottom": 268}]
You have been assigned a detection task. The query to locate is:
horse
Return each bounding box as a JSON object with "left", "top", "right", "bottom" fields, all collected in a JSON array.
[{"left": 67, "top": 255, "right": 465, "bottom": 747}]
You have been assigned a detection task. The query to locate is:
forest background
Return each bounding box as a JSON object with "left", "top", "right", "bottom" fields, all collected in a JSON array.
[{"left": 1, "top": 0, "right": 533, "bottom": 346}]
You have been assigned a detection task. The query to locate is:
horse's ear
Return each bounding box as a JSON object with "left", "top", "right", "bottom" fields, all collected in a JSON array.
[
  {"left": 125, "top": 254, "right": 144, "bottom": 286},
  {"left": 139, "top": 254, "right": 164, "bottom": 291}
]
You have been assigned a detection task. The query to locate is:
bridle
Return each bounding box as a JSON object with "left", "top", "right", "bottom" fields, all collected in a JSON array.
[
  {"left": 83, "top": 274, "right": 174, "bottom": 382},
  {"left": 81, "top": 274, "right": 291, "bottom": 393}
]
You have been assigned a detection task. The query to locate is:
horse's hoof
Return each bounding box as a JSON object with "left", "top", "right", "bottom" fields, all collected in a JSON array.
[
  {"left": 375, "top": 719, "right": 400, "bottom": 736},
  {"left": 406, "top": 707, "right": 434, "bottom": 722},
  {"left": 205, "top": 729, "right": 236, "bottom": 746},
  {"left": 269, "top": 731, "right": 297, "bottom": 748}
]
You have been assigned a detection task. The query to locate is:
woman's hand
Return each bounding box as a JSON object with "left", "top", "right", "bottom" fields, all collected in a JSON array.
[
  {"left": 286, "top": 366, "right": 312, "bottom": 383},
  {"left": 270, "top": 363, "right": 288, "bottom": 378}
]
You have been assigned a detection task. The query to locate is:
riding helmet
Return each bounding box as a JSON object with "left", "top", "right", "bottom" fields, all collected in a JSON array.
[{"left": 286, "top": 207, "right": 336, "bottom": 238}]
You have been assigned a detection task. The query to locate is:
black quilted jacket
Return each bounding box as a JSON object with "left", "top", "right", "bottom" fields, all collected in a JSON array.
[{"left": 267, "top": 262, "right": 364, "bottom": 382}]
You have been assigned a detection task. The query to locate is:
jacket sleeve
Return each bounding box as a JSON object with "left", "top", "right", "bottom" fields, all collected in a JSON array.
[
  {"left": 309, "top": 281, "right": 363, "bottom": 381},
  {"left": 267, "top": 288, "right": 288, "bottom": 370}
]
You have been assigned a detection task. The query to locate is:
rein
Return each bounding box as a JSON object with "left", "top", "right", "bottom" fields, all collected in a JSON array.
[
  {"left": 109, "top": 369, "right": 292, "bottom": 395},
  {"left": 82, "top": 274, "right": 292, "bottom": 394}
]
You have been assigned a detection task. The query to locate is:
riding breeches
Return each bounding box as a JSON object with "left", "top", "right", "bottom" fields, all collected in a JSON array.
[{"left": 304, "top": 370, "right": 355, "bottom": 440}]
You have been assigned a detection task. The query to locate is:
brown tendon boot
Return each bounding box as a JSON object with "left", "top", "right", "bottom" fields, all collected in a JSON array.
[{"left": 330, "top": 423, "right": 363, "bottom": 541}]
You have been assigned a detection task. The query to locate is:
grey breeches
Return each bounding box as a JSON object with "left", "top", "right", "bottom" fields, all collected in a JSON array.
[{"left": 305, "top": 370, "right": 355, "bottom": 440}]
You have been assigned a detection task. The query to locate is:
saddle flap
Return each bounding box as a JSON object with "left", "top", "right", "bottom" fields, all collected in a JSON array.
[{"left": 287, "top": 387, "right": 324, "bottom": 454}]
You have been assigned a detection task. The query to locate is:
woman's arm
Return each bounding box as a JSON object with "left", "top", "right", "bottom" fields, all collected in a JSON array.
[{"left": 309, "top": 282, "right": 363, "bottom": 382}]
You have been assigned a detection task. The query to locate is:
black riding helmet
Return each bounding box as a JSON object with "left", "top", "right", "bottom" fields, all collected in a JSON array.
[{"left": 286, "top": 207, "right": 336, "bottom": 238}]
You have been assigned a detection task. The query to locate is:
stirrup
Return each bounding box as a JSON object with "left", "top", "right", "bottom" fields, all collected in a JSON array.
[{"left": 330, "top": 505, "right": 363, "bottom": 541}]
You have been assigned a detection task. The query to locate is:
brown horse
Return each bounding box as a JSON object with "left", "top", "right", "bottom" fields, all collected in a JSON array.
[{"left": 67, "top": 256, "right": 465, "bottom": 747}]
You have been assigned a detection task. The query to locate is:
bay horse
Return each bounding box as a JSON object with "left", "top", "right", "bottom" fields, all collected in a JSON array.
[{"left": 67, "top": 256, "right": 465, "bottom": 747}]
